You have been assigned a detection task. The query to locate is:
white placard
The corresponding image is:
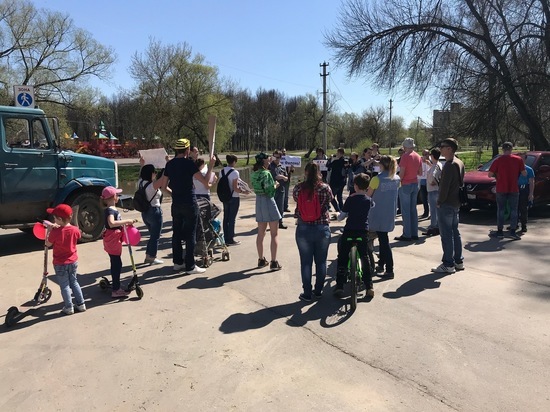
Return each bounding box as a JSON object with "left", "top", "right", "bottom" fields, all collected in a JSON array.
[
  {"left": 237, "top": 179, "right": 252, "bottom": 194},
  {"left": 208, "top": 116, "right": 216, "bottom": 158},
  {"left": 281, "top": 155, "right": 301, "bottom": 167},
  {"left": 139, "top": 148, "right": 168, "bottom": 169},
  {"left": 313, "top": 159, "right": 327, "bottom": 171}
]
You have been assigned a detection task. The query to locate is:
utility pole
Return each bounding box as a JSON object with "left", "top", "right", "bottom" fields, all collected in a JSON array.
[
  {"left": 320, "top": 62, "right": 329, "bottom": 153},
  {"left": 388, "top": 99, "right": 393, "bottom": 155}
]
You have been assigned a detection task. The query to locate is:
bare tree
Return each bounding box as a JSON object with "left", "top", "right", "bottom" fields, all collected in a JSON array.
[
  {"left": 0, "top": 0, "right": 115, "bottom": 106},
  {"left": 325, "top": 0, "right": 550, "bottom": 150},
  {"left": 130, "top": 38, "right": 233, "bottom": 149}
]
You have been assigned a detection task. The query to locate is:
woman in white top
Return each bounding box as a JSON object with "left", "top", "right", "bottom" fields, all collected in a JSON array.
[
  {"left": 418, "top": 149, "right": 432, "bottom": 218},
  {"left": 193, "top": 157, "right": 217, "bottom": 200},
  {"left": 138, "top": 164, "right": 164, "bottom": 265},
  {"left": 424, "top": 148, "right": 443, "bottom": 236},
  {"left": 220, "top": 154, "right": 245, "bottom": 245}
]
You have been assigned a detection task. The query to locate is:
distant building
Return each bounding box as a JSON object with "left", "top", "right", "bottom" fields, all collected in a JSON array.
[{"left": 432, "top": 103, "right": 463, "bottom": 143}]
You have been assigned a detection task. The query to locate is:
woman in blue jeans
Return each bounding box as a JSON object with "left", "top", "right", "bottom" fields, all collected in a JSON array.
[
  {"left": 292, "top": 162, "right": 334, "bottom": 302},
  {"left": 138, "top": 164, "right": 164, "bottom": 265}
]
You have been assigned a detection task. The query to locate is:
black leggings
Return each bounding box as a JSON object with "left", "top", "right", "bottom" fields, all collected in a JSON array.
[
  {"left": 109, "top": 254, "right": 123, "bottom": 291},
  {"left": 376, "top": 231, "right": 393, "bottom": 272},
  {"left": 336, "top": 231, "right": 372, "bottom": 286}
]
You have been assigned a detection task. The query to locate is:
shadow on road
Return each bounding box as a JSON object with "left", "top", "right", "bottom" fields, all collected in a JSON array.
[
  {"left": 382, "top": 272, "right": 452, "bottom": 299},
  {"left": 219, "top": 277, "right": 373, "bottom": 334}
]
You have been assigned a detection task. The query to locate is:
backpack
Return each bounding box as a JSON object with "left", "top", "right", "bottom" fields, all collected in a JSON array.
[
  {"left": 132, "top": 181, "right": 154, "bottom": 212},
  {"left": 454, "top": 162, "right": 469, "bottom": 207},
  {"left": 298, "top": 187, "right": 321, "bottom": 222},
  {"left": 217, "top": 169, "right": 235, "bottom": 202}
]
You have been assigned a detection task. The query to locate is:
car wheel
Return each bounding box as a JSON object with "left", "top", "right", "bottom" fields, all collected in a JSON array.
[{"left": 69, "top": 192, "right": 104, "bottom": 242}]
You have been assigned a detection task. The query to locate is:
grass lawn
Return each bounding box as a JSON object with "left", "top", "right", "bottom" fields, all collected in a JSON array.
[{"left": 117, "top": 149, "right": 496, "bottom": 182}]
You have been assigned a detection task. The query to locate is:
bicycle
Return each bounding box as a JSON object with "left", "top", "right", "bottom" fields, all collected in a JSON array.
[{"left": 346, "top": 235, "right": 374, "bottom": 311}]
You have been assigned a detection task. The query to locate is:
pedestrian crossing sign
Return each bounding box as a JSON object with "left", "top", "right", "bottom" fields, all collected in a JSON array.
[{"left": 13, "top": 85, "right": 35, "bottom": 107}]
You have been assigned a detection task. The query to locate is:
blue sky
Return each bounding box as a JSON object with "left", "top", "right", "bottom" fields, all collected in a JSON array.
[{"left": 41, "top": 0, "right": 433, "bottom": 125}]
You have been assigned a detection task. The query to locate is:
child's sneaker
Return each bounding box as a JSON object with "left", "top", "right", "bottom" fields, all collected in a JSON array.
[
  {"left": 61, "top": 306, "right": 74, "bottom": 315},
  {"left": 270, "top": 260, "right": 282, "bottom": 271},
  {"left": 111, "top": 289, "right": 130, "bottom": 298},
  {"left": 75, "top": 303, "right": 87, "bottom": 312},
  {"left": 257, "top": 257, "right": 269, "bottom": 268}
]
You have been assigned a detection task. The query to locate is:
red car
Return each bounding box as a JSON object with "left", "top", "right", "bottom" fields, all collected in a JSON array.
[{"left": 463, "top": 151, "right": 550, "bottom": 210}]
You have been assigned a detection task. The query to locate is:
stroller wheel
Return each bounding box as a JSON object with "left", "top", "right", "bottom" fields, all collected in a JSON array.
[
  {"left": 99, "top": 278, "right": 110, "bottom": 290},
  {"left": 38, "top": 287, "right": 52, "bottom": 304},
  {"left": 135, "top": 285, "right": 144, "bottom": 300},
  {"left": 5, "top": 306, "right": 20, "bottom": 327},
  {"left": 222, "top": 251, "right": 230, "bottom": 261}
]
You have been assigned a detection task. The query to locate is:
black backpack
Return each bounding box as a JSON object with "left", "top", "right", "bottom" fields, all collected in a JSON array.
[
  {"left": 133, "top": 181, "right": 154, "bottom": 212},
  {"left": 217, "top": 169, "right": 235, "bottom": 202}
]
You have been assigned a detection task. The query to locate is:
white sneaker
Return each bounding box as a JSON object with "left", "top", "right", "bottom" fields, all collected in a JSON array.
[
  {"left": 145, "top": 257, "right": 164, "bottom": 265},
  {"left": 454, "top": 262, "right": 465, "bottom": 271},
  {"left": 75, "top": 303, "right": 87, "bottom": 312},
  {"left": 61, "top": 306, "right": 74, "bottom": 315},
  {"left": 186, "top": 266, "right": 206, "bottom": 274},
  {"left": 173, "top": 263, "right": 186, "bottom": 271},
  {"left": 431, "top": 263, "right": 456, "bottom": 274}
]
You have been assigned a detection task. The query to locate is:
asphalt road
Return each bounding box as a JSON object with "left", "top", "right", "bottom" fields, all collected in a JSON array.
[{"left": 1, "top": 197, "right": 549, "bottom": 411}]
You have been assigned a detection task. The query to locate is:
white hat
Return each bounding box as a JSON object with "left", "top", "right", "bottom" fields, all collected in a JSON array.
[{"left": 402, "top": 137, "right": 416, "bottom": 149}]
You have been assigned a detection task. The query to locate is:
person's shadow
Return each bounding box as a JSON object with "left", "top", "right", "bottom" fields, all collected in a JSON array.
[
  {"left": 382, "top": 272, "right": 452, "bottom": 299},
  {"left": 219, "top": 278, "right": 360, "bottom": 333}
]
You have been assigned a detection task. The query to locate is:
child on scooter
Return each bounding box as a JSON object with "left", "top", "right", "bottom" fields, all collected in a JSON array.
[
  {"left": 45, "top": 204, "right": 86, "bottom": 315},
  {"left": 101, "top": 186, "right": 137, "bottom": 298}
]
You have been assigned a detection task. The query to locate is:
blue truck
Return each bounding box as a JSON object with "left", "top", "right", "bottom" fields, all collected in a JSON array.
[{"left": 0, "top": 106, "right": 130, "bottom": 242}]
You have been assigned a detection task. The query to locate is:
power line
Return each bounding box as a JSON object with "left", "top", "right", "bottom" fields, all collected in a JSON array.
[{"left": 328, "top": 76, "right": 355, "bottom": 113}]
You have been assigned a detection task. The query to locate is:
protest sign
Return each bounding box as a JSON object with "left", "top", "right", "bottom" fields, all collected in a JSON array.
[
  {"left": 281, "top": 155, "right": 301, "bottom": 167},
  {"left": 313, "top": 159, "right": 327, "bottom": 171},
  {"left": 138, "top": 148, "right": 168, "bottom": 169}
]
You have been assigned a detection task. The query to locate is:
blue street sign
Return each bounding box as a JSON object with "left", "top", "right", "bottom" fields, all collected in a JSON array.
[{"left": 16, "top": 92, "right": 33, "bottom": 107}]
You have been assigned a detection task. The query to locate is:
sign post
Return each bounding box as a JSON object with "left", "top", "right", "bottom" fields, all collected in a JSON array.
[{"left": 13, "top": 85, "right": 35, "bottom": 107}]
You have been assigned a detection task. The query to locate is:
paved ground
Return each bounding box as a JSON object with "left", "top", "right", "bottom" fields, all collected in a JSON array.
[{"left": 1, "top": 196, "right": 549, "bottom": 411}]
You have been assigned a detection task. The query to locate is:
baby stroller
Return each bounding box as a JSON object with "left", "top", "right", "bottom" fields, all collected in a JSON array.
[{"left": 195, "top": 197, "right": 230, "bottom": 267}]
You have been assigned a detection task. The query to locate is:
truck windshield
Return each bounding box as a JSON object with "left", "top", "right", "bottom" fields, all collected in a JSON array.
[{"left": 4, "top": 117, "right": 50, "bottom": 150}]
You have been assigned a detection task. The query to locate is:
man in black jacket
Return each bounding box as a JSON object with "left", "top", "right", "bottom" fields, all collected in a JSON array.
[{"left": 327, "top": 147, "right": 346, "bottom": 212}]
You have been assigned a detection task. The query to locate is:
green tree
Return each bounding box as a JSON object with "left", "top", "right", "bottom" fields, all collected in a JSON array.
[
  {"left": 130, "top": 38, "right": 233, "bottom": 150},
  {"left": 0, "top": 0, "right": 115, "bottom": 106},
  {"left": 326, "top": 0, "right": 550, "bottom": 150}
]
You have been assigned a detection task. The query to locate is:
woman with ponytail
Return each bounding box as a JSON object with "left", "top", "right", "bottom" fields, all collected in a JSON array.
[{"left": 292, "top": 162, "right": 333, "bottom": 302}]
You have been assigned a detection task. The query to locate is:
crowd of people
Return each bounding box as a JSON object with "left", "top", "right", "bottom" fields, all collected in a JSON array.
[{"left": 44, "top": 136, "right": 535, "bottom": 313}]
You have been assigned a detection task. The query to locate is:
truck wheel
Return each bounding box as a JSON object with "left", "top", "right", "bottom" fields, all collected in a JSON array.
[{"left": 70, "top": 192, "right": 104, "bottom": 242}]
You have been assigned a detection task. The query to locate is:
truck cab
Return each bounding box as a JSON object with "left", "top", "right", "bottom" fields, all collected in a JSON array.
[{"left": 0, "top": 106, "right": 123, "bottom": 241}]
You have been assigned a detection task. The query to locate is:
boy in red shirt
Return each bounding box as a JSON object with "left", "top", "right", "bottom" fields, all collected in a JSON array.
[{"left": 45, "top": 204, "right": 86, "bottom": 315}]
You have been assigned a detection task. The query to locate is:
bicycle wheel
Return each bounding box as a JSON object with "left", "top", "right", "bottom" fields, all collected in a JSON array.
[{"left": 350, "top": 245, "right": 358, "bottom": 311}]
